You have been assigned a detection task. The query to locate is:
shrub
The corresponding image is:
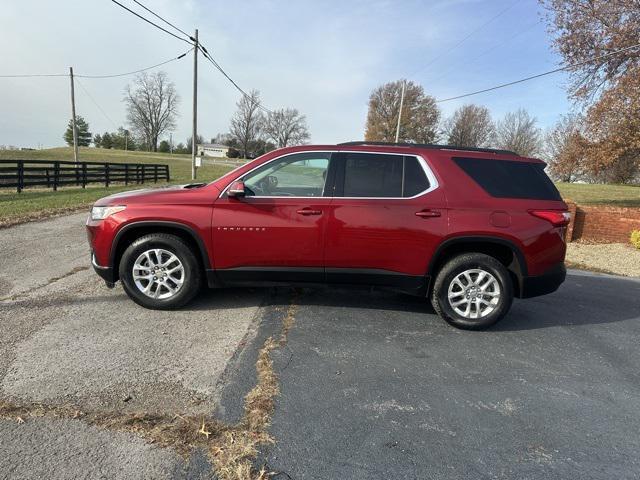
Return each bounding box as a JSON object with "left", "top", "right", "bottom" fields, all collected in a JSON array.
[{"left": 631, "top": 230, "right": 640, "bottom": 249}]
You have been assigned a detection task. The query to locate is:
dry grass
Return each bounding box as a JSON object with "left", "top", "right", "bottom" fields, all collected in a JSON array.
[
  {"left": 0, "top": 400, "right": 227, "bottom": 456},
  {"left": 210, "top": 298, "right": 299, "bottom": 480},
  {"left": 209, "top": 336, "right": 279, "bottom": 479},
  {"left": 0, "top": 296, "right": 300, "bottom": 479}
]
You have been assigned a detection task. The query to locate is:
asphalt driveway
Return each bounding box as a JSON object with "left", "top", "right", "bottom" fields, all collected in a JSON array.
[
  {"left": 0, "top": 213, "right": 263, "bottom": 479},
  {"left": 2, "top": 213, "right": 640, "bottom": 479},
  {"left": 220, "top": 271, "right": 640, "bottom": 479}
]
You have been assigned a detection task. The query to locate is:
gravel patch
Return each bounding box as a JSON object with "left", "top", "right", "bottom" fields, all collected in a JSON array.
[{"left": 566, "top": 242, "right": 640, "bottom": 277}]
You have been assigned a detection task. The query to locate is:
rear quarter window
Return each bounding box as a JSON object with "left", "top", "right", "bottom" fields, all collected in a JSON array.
[{"left": 452, "top": 157, "right": 562, "bottom": 201}]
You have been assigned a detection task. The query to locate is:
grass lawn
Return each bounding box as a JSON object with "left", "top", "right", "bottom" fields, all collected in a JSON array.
[
  {"left": 556, "top": 182, "right": 640, "bottom": 207},
  {"left": 0, "top": 147, "right": 236, "bottom": 226}
]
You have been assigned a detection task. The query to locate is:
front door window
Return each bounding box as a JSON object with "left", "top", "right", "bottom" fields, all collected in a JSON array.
[{"left": 242, "top": 152, "right": 331, "bottom": 197}]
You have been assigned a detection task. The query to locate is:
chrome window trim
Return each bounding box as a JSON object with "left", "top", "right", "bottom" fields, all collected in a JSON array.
[{"left": 218, "top": 149, "right": 439, "bottom": 200}]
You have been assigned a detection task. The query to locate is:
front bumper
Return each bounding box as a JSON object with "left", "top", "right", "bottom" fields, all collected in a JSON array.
[
  {"left": 92, "top": 252, "right": 116, "bottom": 284},
  {"left": 519, "top": 263, "right": 566, "bottom": 298}
]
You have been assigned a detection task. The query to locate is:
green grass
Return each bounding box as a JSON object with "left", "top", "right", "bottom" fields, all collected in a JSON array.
[
  {"left": 556, "top": 182, "right": 640, "bottom": 207},
  {"left": 0, "top": 147, "right": 235, "bottom": 225}
]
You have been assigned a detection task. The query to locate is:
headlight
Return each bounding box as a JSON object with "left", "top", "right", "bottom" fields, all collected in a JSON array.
[{"left": 91, "top": 205, "right": 126, "bottom": 221}]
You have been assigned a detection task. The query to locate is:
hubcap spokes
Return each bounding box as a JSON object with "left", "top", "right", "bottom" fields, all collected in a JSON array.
[
  {"left": 447, "top": 268, "right": 500, "bottom": 319},
  {"left": 133, "top": 248, "right": 184, "bottom": 300}
]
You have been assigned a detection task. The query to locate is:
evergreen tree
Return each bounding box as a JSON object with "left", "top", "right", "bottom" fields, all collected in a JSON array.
[
  {"left": 63, "top": 116, "right": 92, "bottom": 147},
  {"left": 101, "top": 132, "right": 113, "bottom": 149},
  {"left": 158, "top": 140, "right": 171, "bottom": 153}
]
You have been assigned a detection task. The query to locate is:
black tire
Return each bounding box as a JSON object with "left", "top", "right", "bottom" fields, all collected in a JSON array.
[
  {"left": 119, "top": 233, "right": 202, "bottom": 310},
  {"left": 431, "top": 253, "right": 513, "bottom": 330}
]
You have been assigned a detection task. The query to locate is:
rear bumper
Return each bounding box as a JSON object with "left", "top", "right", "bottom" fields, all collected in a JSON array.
[
  {"left": 92, "top": 252, "right": 116, "bottom": 284},
  {"left": 519, "top": 262, "right": 566, "bottom": 299}
]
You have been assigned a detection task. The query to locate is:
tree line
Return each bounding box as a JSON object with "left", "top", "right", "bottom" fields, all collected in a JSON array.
[
  {"left": 365, "top": 0, "right": 639, "bottom": 184},
  {"left": 365, "top": 81, "right": 544, "bottom": 157},
  {"left": 64, "top": 72, "right": 310, "bottom": 159}
]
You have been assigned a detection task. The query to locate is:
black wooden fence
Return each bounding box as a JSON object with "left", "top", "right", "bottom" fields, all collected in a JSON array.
[{"left": 0, "top": 159, "right": 170, "bottom": 193}]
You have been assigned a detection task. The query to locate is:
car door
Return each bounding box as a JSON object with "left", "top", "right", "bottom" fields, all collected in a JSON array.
[
  {"left": 212, "top": 151, "right": 335, "bottom": 284},
  {"left": 324, "top": 151, "right": 448, "bottom": 290}
]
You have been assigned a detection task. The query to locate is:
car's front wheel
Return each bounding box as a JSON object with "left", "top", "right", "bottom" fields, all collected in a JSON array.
[
  {"left": 431, "top": 253, "right": 513, "bottom": 330},
  {"left": 119, "top": 233, "right": 202, "bottom": 309}
]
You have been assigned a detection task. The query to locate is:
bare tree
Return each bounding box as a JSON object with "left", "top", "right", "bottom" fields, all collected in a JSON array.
[
  {"left": 229, "top": 90, "right": 264, "bottom": 158},
  {"left": 263, "top": 108, "right": 310, "bottom": 148},
  {"left": 495, "top": 109, "right": 541, "bottom": 156},
  {"left": 543, "top": 114, "right": 587, "bottom": 182},
  {"left": 442, "top": 104, "right": 494, "bottom": 148},
  {"left": 365, "top": 79, "right": 440, "bottom": 143},
  {"left": 124, "top": 71, "right": 179, "bottom": 152}
]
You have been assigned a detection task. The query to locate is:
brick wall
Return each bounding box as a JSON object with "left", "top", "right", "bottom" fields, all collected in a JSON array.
[{"left": 566, "top": 202, "right": 640, "bottom": 243}]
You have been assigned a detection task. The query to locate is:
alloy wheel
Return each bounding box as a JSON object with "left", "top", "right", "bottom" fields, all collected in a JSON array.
[
  {"left": 132, "top": 248, "right": 185, "bottom": 299},
  {"left": 447, "top": 268, "right": 501, "bottom": 319}
]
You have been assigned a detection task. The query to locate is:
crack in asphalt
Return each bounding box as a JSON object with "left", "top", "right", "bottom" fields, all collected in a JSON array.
[
  {"left": 0, "top": 265, "right": 89, "bottom": 302},
  {"left": 0, "top": 291, "right": 301, "bottom": 480}
]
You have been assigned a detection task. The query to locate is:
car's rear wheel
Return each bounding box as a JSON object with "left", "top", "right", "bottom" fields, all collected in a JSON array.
[
  {"left": 431, "top": 253, "right": 513, "bottom": 330},
  {"left": 119, "top": 233, "right": 202, "bottom": 309}
]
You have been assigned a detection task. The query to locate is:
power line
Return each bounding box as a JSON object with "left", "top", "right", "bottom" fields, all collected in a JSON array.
[
  {"left": 132, "top": 0, "right": 193, "bottom": 40},
  {"left": 198, "top": 45, "right": 273, "bottom": 113},
  {"left": 0, "top": 50, "right": 190, "bottom": 80},
  {"left": 76, "top": 49, "right": 191, "bottom": 78},
  {"left": 428, "top": 20, "right": 540, "bottom": 85},
  {"left": 110, "top": 0, "right": 193, "bottom": 45},
  {"left": 435, "top": 42, "right": 640, "bottom": 103},
  {"left": 75, "top": 78, "right": 118, "bottom": 129},
  {"left": 0, "top": 73, "right": 67, "bottom": 78},
  {"left": 109, "top": 0, "right": 273, "bottom": 113},
  {"left": 409, "top": 0, "right": 522, "bottom": 78}
]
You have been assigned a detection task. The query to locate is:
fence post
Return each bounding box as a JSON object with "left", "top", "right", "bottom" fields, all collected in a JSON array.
[
  {"left": 53, "top": 161, "right": 59, "bottom": 191},
  {"left": 166, "top": 165, "right": 170, "bottom": 182},
  {"left": 17, "top": 161, "right": 24, "bottom": 193},
  {"left": 125, "top": 164, "right": 129, "bottom": 185},
  {"left": 105, "top": 163, "right": 110, "bottom": 188},
  {"left": 154, "top": 164, "right": 158, "bottom": 183},
  {"left": 82, "top": 162, "right": 87, "bottom": 188}
]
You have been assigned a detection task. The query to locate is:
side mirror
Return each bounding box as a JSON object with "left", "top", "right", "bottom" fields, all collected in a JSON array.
[{"left": 228, "top": 180, "right": 246, "bottom": 198}]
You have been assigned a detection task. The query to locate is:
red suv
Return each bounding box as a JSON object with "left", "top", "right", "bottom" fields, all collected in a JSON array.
[{"left": 86, "top": 142, "right": 569, "bottom": 329}]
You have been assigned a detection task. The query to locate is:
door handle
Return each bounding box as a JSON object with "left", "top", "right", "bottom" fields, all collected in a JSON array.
[
  {"left": 296, "top": 208, "right": 322, "bottom": 216},
  {"left": 415, "top": 209, "right": 441, "bottom": 218}
]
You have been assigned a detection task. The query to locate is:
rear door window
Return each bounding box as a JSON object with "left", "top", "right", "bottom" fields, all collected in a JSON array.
[
  {"left": 340, "top": 153, "right": 430, "bottom": 198},
  {"left": 452, "top": 157, "right": 562, "bottom": 201}
]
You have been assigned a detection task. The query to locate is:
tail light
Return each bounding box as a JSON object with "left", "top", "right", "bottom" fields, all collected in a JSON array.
[{"left": 529, "top": 210, "right": 571, "bottom": 227}]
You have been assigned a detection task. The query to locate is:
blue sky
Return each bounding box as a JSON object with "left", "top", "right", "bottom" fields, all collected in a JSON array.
[{"left": 0, "top": 0, "right": 571, "bottom": 148}]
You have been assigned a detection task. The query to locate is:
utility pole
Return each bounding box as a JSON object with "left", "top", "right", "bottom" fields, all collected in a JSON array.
[
  {"left": 124, "top": 129, "right": 128, "bottom": 151},
  {"left": 170, "top": 133, "right": 173, "bottom": 154},
  {"left": 69, "top": 67, "right": 79, "bottom": 163},
  {"left": 395, "top": 79, "right": 406, "bottom": 143},
  {"left": 191, "top": 29, "right": 198, "bottom": 180}
]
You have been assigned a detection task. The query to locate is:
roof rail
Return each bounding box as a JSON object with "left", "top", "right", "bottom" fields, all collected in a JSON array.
[{"left": 337, "top": 141, "right": 518, "bottom": 156}]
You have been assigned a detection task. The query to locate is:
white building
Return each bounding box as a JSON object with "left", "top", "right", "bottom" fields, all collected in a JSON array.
[{"left": 197, "top": 143, "right": 230, "bottom": 158}]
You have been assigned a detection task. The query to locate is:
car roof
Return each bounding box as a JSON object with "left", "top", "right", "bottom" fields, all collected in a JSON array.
[
  {"left": 337, "top": 141, "right": 518, "bottom": 156},
  {"left": 265, "top": 143, "right": 544, "bottom": 164}
]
